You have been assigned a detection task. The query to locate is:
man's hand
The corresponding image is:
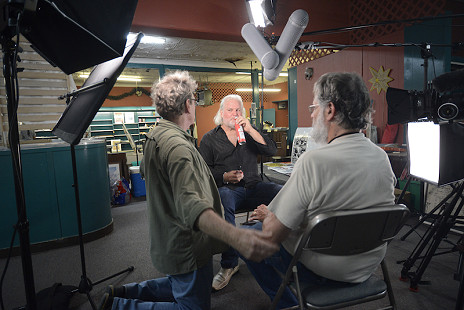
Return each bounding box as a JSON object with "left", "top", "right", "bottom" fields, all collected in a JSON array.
[
  {"left": 232, "top": 228, "right": 279, "bottom": 262},
  {"left": 235, "top": 116, "right": 266, "bottom": 145},
  {"left": 197, "top": 209, "right": 279, "bottom": 262},
  {"left": 235, "top": 115, "right": 252, "bottom": 133},
  {"left": 249, "top": 204, "right": 270, "bottom": 222},
  {"left": 224, "top": 170, "right": 244, "bottom": 184}
]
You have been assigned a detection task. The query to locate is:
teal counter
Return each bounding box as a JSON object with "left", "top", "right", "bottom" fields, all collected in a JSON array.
[{"left": 0, "top": 139, "right": 113, "bottom": 251}]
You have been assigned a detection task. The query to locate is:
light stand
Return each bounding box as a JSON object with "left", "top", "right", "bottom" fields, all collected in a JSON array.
[
  {"left": 51, "top": 32, "right": 143, "bottom": 309},
  {"left": 0, "top": 1, "right": 138, "bottom": 308},
  {"left": 60, "top": 87, "right": 134, "bottom": 309},
  {"left": 259, "top": 64, "right": 271, "bottom": 182},
  {"left": 2, "top": 32, "right": 37, "bottom": 310}
]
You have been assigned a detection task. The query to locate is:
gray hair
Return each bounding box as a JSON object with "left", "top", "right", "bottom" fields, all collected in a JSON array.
[
  {"left": 313, "top": 72, "right": 372, "bottom": 130},
  {"left": 213, "top": 94, "right": 247, "bottom": 126},
  {"left": 150, "top": 70, "right": 197, "bottom": 120}
]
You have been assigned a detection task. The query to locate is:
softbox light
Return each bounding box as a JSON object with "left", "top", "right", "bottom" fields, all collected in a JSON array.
[
  {"left": 20, "top": 0, "right": 138, "bottom": 75},
  {"left": 407, "top": 121, "right": 464, "bottom": 186},
  {"left": 52, "top": 33, "right": 143, "bottom": 145}
]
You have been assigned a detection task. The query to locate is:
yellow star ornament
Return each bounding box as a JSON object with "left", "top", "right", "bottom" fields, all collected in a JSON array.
[{"left": 368, "top": 66, "right": 393, "bottom": 95}]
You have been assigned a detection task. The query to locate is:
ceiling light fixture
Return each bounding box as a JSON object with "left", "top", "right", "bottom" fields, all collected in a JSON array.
[
  {"left": 245, "top": 0, "right": 275, "bottom": 28},
  {"left": 236, "top": 88, "right": 280, "bottom": 92},
  {"left": 235, "top": 71, "right": 288, "bottom": 77},
  {"left": 78, "top": 74, "right": 142, "bottom": 82}
]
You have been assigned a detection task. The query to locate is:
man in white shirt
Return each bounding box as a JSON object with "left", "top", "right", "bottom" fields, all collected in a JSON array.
[{"left": 245, "top": 72, "right": 396, "bottom": 309}]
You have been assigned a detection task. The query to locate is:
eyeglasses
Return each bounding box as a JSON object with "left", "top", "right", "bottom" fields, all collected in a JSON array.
[
  {"left": 308, "top": 104, "right": 320, "bottom": 113},
  {"left": 189, "top": 97, "right": 199, "bottom": 106}
]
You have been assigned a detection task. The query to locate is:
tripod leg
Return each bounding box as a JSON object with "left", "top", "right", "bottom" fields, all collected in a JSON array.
[
  {"left": 93, "top": 266, "right": 135, "bottom": 286},
  {"left": 401, "top": 185, "right": 458, "bottom": 241},
  {"left": 400, "top": 217, "right": 440, "bottom": 281},
  {"left": 408, "top": 182, "right": 464, "bottom": 290},
  {"left": 409, "top": 218, "right": 454, "bottom": 290},
  {"left": 455, "top": 248, "right": 464, "bottom": 310}
]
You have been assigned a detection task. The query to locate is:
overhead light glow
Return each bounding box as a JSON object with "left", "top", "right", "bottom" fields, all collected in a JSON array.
[
  {"left": 127, "top": 33, "right": 165, "bottom": 44},
  {"left": 236, "top": 88, "right": 280, "bottom": 92},
  {"left": 249, "top": 0, "right": 266, "bottom": 27},
  {"left": 78, "top": 74, "right": 142, "bottom": 82},
  {"left": 141, "top": 35, "right": 166, "bottom": 44}
]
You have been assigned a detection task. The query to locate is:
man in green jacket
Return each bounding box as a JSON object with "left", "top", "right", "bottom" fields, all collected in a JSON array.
[{"left": 99, "top": 71, "right": 278, "bottom": 310}]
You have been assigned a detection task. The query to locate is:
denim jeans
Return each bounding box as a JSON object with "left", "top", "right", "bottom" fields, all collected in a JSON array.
[
  {"left": 241, "top": 222, "right": 340, "bottom": 309},
  {"left": 218, "top": 181, "right": 282, "bottom": 268},
  {"left": 112, "top": 260, "right": 213, "bottom": 310}
]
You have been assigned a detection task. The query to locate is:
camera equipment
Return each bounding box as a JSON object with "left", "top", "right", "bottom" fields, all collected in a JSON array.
[
  {"left": 389, "top": 45, "right": 464, "bottom": 309},
  {"left": 386, "top": 69, "right": 464, "bottom": 125}
]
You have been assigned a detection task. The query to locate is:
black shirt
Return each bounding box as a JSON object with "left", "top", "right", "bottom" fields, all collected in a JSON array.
[{"left": 199, "top": 125, "right": 277, "bottom": 188}]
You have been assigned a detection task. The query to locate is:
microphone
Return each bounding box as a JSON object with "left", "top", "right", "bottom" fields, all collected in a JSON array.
[
  {"left": 264, "top": 9, "right": 309, "bottom": 81},
  {"left": 432, "top": 69, "right": 464, "bottom": 93},
  {"left": 241, "top": 23, "right": 279, "bottom": 70}
]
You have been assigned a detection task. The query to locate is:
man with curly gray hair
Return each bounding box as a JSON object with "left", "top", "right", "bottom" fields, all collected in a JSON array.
[
  {"left": 243, "top": 72, "right": 396, "bottom": 308},
  {"left": 99, "top": 71, "right": 279, "bottom": 310}
]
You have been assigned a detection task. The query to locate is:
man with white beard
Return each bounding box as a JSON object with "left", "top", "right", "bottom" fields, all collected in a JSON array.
[{"left": 241, "top": 72, "right": 397, "bottom": 309}]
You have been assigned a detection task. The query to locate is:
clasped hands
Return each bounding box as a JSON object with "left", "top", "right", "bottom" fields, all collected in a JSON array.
[{"left": 223, "top": 169, "right": 244, "bottom": 184}]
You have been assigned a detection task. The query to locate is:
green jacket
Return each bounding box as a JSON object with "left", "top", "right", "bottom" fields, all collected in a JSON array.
[{"left": 141, "top": 119, "right": 226, "bottom": 275}]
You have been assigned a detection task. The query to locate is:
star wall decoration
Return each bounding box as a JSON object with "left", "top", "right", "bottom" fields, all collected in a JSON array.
[{"left": 368, "top": 66, "right": 393, "bottom": 94}]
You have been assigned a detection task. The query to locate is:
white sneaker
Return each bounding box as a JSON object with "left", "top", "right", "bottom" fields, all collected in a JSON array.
[{"left": 212, "top": 265, "right": 239, "bottom": 291}]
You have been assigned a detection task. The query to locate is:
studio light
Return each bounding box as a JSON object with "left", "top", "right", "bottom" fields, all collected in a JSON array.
[
  {"left": 407, "top": 121, "right": 464, "bottom": 186},
  {"left": 245, "top": 0, "right": 275, "bottom": 28}
]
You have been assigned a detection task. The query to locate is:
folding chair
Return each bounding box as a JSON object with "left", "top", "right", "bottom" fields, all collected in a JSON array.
[{"left": 271, "top": 204, "right": 410, "bottom": 310}]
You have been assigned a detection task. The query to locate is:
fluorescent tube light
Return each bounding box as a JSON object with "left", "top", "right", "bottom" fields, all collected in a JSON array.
[
  {"left": 78, "top": 74, "right": 142, "bottom": 82},
  {"left": 236, "top": 88, "right": 280, "bottom": 92},
  {"left": 127, "top": 33, "right": 165, "bottom": 44}
]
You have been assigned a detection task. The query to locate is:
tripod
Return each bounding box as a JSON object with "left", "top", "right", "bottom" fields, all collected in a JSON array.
[
  {"left": 61, "top": 88, "right": 134, "bottom": 309},
  {"left": 399, "top": 181, "right": 464, "bottom": 309}
]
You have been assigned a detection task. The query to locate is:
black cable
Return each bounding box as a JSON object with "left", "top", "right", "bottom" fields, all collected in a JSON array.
[{"left": 299, "top": 13, "right": 464, "bottom": 38}]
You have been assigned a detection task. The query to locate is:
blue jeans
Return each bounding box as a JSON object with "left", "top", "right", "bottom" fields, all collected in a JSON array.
[
  {"left": 112, "top": 260, "right": 213, "bottom": 310},
  {"left": 218, "top": 182, "right": 282, "bottom": 268},
  {"left": 241, "top": 223, "right": 341, "bottom": 309}
]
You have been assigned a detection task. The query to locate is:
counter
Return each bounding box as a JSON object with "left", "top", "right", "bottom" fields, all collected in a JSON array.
[{"left": 0, "top": 138, "right": 113, "bottom": 254}]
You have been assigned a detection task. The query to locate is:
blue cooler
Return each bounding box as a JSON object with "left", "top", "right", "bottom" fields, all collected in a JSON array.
[{"left": 129, "top": 166, "right": 146, "bottom": 197}]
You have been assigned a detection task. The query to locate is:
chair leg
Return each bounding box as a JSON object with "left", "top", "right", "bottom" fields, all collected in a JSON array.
[
  {"left": 292, "top": 266, "right": 304, "bottom": 310},
  {"left": 381, "top": 260, "right": 396, "bottom": 310}
]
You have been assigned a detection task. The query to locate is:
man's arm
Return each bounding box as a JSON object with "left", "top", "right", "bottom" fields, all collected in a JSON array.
[
  {"left": 250, "top": 204, "right": 291, "bottom": 244},
  {"left": 262, "top": 210, "right": 291, "bottom": 244},
  {"left": 196, "top": 209, "right": 279, "bottom": 261}
]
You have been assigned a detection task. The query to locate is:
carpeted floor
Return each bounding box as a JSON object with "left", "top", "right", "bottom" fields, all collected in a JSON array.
[{"left": 1, "top": 199, "right": 462, "bottom": 310}]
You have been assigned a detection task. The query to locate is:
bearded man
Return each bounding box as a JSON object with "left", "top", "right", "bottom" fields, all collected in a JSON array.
[{"left": 241, "top": 72, "right": 397, "bottom": 309}]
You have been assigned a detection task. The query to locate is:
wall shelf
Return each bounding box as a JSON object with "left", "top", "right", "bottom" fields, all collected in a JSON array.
[{"left": 89, "top": 107, "right": 161, "bottom": 153}]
